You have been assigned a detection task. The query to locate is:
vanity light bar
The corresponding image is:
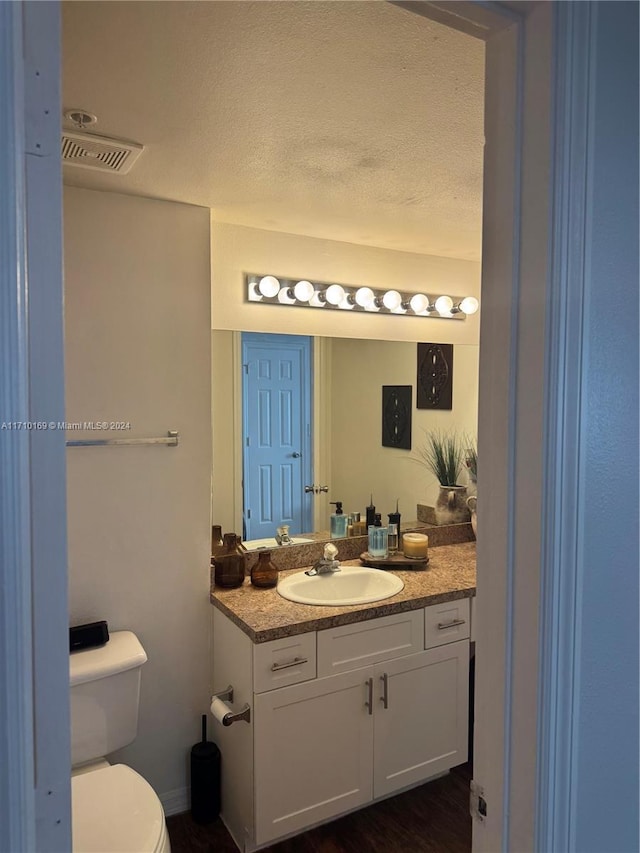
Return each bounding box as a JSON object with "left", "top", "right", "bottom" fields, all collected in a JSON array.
[{"left": 245, "top": 274, "right": 479, "bottom": 320}]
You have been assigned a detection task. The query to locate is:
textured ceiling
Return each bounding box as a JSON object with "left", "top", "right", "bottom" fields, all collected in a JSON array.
[{"left": 62, "top": 1, "right": 484, "bottom": 260}]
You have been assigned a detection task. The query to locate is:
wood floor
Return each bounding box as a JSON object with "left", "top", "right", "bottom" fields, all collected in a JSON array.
[{"left": 167, "top": 763, "right": 472, "bottom": 853}]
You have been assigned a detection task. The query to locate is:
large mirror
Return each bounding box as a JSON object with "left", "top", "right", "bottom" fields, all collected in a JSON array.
[{"left": 212, "top": 330, "right": 478, "bottom": 548}]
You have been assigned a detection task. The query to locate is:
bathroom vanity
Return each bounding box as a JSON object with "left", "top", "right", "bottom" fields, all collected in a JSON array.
[{"left": 210, "top": 541, "right": 476, "bottom": 852}]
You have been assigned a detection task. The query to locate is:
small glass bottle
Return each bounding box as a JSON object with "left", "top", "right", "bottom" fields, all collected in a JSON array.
[
  {"left": 214, "top": 533, "right": 245, "bottom": 588},
  {"left": 251, "top": 550, "right": 279, "bottom": 588},
  {"left": 387, "top": 523, "right": 399, "bottom": 555}
]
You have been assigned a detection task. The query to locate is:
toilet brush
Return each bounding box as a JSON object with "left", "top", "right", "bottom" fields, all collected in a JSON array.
[{"left": 190, "top": 714, "right": 220, "bottom": 824}]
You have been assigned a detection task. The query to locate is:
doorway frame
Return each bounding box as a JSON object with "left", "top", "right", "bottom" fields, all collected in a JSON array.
[
  {"left": 394, "top": 3, "right": 550, "bottom": 850},
  {"left": 1, "top": 3, "right": 71, "bottom": 852}
]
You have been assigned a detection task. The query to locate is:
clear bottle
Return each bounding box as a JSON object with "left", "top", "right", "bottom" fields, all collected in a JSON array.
[
  {"left": 213, "top": 533, "right": 245, "bottom": 588},
  {"left": 347, "top": 512, "right": 361, "bottom": 537},
  {"left": 251, "top": 550, "right": 278, "bottom": 588},
  {"left": 387, "top": 523, "right": 399, "bottom": 555}
]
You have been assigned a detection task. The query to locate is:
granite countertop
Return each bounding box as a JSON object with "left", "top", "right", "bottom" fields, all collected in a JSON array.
[{"left": 210, "top": 541, "right": 476, "bottom": 643}]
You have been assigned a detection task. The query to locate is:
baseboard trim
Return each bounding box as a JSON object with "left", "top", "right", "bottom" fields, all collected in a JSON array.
[{"left": 160, "top": 786, "right": 189, "bottom": 817}]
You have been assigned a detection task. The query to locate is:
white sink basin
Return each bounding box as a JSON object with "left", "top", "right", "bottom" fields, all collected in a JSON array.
[
  {"left": 243, "top": 536, "right": 314, "bottom": 551},
  {"left": 277, "top": 566, "right": 404, "bottom": 606}
]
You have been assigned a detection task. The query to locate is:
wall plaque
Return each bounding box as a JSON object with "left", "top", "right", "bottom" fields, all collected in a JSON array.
[
  {"left": 417, "top": 343, "right": 453, "bottom": 410},
  {"left": 382, "top": 385, "right": 412, "bottom": 449}
]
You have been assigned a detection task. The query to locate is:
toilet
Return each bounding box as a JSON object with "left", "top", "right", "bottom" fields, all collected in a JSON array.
[{"left": 69, "top": 630, "right": 171, "bottom": 853}]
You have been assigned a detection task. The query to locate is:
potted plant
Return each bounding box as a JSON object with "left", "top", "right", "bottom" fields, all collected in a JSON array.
[{"left": 416, "top": 430, "right": 471, "bottom": 525}]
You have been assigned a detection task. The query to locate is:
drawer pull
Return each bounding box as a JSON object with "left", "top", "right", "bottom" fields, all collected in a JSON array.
[
  {"left": 437, "top": 618, "right": 466, "bottom": 630},
  {"left": 270, "top": 656, "right": 309, "bottom": 672},
  {"left": 380, "top": 673, "right": 389, "bottom": 709}
]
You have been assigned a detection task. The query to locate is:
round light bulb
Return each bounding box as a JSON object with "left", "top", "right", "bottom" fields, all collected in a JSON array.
[
  {"left": 382, "top": 290, "right": 402, "bottom": 310},
  {"left": 435, "top": 295, "right": 454, "bottom": 315},
  {"left": 258, "top": 275, "right": 280, "bottom": 298},
  {"left": 293, "top": 280, "right": 314, "bottom": 302},
  {"left": 325, "top": 284, "right": 345, "bottom": 305},
  {"left": 355, "top": 287, "right": 375, "bottom": 308},
  {"left": 277, "top": 288, "right": 296, "bottom": 304},
  {"left": 459, "top": 296, "right": 479, "bottom": 315},
  {"left": 409, "top": 293, "right": 429, "bottom": 313}
]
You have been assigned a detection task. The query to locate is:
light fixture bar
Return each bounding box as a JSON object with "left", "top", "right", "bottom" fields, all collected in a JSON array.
[{"left": 245, "top": 274, "right": 478, "bottom": 320}]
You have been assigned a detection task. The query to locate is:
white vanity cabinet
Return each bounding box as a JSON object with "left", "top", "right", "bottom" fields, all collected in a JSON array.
[{"left": 212, "top": 599, "right": 470, "bottom": 851}]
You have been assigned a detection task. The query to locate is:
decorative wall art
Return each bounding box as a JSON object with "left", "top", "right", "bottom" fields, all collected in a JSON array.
[
  {"left": 382, "top": 385, "right": 412, "bottom": 450},
  {"left": 417, "top": 343, "right": 453, "bottom": 410}
]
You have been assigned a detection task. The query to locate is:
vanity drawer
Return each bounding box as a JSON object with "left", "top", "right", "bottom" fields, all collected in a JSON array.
[
  {"left": 425, "top": 598, "right": 470, "bottom": 649},
  {"left": 317, "top": 609, "right": 425, "bottom": 677},
  {"left": 253, "top": 633, "right": 317, "bottom": 693}
]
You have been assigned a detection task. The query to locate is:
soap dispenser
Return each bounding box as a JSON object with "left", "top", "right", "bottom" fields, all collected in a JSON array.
[{"left": 330, "top": 501, "right": 348, "bottom": 538}]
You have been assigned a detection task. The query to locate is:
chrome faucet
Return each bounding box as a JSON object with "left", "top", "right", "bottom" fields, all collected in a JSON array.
[
  {"left": 275, "top": 525, "right": 292, "bottom": 546},
  {"left": 305, "top": 542, "right": 341, "bottom": 576}
]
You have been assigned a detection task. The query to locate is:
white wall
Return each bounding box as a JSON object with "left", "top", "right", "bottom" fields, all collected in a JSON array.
[
  {"left": 64, "top": 187, "right": 211, "bottom": 811},
  {"left": 211, "top": 221, "right": 481, "bottom": 345}
]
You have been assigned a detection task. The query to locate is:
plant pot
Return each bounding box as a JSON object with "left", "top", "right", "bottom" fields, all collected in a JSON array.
[
  {"left": 435, "top": 485, "right": 471, "bottom": 525},
  {"left": 467, "top": 495, "right": 477, "bottom": 538}
]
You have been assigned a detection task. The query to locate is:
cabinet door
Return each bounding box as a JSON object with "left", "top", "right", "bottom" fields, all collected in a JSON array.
[
  {"left": 254, "top": 669, "right": 374, "bottom": 845},
  {"left": 373, "top": 642, "right": 469, "bottom": 799}
]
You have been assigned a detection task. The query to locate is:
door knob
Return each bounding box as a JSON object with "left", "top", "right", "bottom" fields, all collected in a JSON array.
[
  {"left": 304, "top": 485, "right": 315, "bottom": 493},
  {"left": 292, "top": 452, "right": 301, "bottom": 458},
  {"left": 317, "top": 485, "right": 329, "bottom": 493}
]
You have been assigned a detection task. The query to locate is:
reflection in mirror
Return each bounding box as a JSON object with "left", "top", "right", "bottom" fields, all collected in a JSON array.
[{"left": 212, "top": 332, "right": 478, "bottom": 548}]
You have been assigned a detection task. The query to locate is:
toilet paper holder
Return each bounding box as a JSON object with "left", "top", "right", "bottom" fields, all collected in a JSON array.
[{"left": 210, "top": 685, "right": 251, "bottom": 726}]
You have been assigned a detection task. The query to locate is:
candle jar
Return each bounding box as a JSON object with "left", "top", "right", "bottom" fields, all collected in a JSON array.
[
  {"left": 402, "top": 532, "right": 429, "bottom": 559},
  {"left": 251, "top": 551, "right": 278, "bottom": 588}
]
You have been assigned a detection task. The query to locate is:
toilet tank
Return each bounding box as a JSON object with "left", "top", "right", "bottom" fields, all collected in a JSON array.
[{"left": 70, "top": 630, "right": 147, "bottom": 767}]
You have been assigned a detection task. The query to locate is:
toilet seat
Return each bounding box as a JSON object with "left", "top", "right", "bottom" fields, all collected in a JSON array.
[{"left": 72, "top": 764, "right": 170, "bottom": 853}]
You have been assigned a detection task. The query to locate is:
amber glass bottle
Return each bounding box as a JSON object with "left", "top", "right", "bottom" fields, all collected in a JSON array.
[
  {"left": 250, "top": 551, "right": 278, "bottom": 588},
  {"left": 213, "top": 533, "right": 245, "bottom": 588}
]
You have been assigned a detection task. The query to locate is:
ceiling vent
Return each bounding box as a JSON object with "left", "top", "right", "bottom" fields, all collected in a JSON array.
[{"left": 61, "top": 130, "right": 144, "bottom": 175}]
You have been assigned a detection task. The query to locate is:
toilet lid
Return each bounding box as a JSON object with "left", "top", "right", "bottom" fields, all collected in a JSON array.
[{"left": 72, "top": 764, "right": 166, "bottom": 853}]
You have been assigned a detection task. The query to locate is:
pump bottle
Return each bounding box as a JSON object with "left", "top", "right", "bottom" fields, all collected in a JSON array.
[{"left": 330, "top": 501, "right": 348, "bottom": 538}]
